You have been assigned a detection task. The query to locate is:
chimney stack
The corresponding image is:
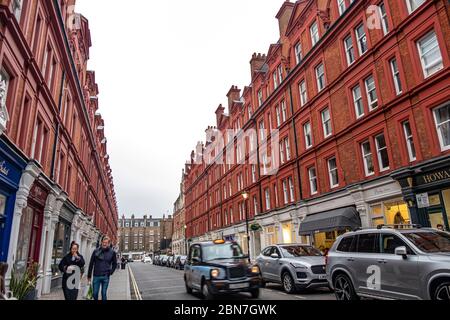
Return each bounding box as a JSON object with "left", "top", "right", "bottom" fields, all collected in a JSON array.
[
  {"left": 226, "top": 85, "right": 241, "bottom": 109},
  {"left": 215, "top": 104, "right": 225, "bottom": 127},
  {"left": 250, "top": 53, "right": 267, "bottom": 80}
]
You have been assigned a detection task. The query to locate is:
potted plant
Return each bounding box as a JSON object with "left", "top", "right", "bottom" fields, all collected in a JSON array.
[
  {"left": 250, "top": 223, "right": 262, "bottom": 232},
  {"left": 9, "top": 262, "right": 41, "bottom": 300}
]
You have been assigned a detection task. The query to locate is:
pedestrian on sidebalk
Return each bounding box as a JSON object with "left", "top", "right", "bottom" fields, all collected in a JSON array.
[{"left": 58, "top": 242, "right": 85, "bottom": 300}]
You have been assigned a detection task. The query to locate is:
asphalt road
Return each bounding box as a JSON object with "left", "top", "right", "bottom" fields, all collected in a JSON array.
[{"left": 129, "top": 263, "right": 335, "bottom": 300}]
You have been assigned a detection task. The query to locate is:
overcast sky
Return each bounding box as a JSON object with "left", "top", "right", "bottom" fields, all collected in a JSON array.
[{"left": 76, "top": 0, "right": 282, "bottom": 218}]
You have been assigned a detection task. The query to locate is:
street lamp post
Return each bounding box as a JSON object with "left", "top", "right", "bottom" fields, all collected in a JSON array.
[
  {"left": 242, "top": 191, "right": 251, "bottom": 262},
  {"left": 184, "top": 224, "right": 188, "bottom": 255}
]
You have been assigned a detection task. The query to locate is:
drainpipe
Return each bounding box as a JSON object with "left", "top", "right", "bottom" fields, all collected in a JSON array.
[
  {"left": 288, "top": 84, "right": 304, "bottom": 200},
  {"left": 50, "top": 71, "right": 66, "bottom": 181}
]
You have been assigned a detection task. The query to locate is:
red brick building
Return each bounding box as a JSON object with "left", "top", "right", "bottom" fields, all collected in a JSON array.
[
  {"left": 183, "top": 0, "right": 450, "bottom": 258},
  {"left": 0, "top": 0, "right": 118, "bottom": 295}
]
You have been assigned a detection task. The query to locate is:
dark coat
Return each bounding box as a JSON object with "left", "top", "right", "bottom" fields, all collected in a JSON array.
[
  {"left": 58, "top": 253, "right": 86, "bottom": 279},
  {"left": 88, "top": 247, "right": 117, "bottom": 278}
]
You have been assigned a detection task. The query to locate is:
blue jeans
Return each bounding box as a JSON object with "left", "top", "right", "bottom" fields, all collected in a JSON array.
[{"left": 92, "top": 275, "right": 110, "bottom": 301}]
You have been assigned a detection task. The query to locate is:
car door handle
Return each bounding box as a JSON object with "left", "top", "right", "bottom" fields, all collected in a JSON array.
[
  {"left": 377, "top": 259, "right": 387, "bottom": 264},
  {"left": 347, "top": 258, "right": 355, "bottom": 262}
]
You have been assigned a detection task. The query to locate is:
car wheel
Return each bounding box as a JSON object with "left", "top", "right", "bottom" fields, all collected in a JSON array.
[
  {"left": 282, "top": 272, "right": 296, "bottom": 294},
  {"left": 201, "top": 281, "right": 215, "bottom": 300},
  {"left": 250, "top": 289, "right": 260, "bottom": 299},
  {"left": 433, "top": 281, "right": 450, "bottom": 300},
  {"left": 333, "top": 274, "right": 358, "bottom": 301}
]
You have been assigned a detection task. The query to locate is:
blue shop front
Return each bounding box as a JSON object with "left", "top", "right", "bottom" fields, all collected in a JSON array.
[{"left": 0, "top": 137, "right": 27, "bottom": 262}]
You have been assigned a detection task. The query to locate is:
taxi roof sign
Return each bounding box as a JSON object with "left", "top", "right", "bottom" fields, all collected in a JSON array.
[{"left": 213, "top": 239, "right": 225, "bottom": 244}]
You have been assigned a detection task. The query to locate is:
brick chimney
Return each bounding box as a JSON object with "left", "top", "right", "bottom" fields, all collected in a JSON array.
[
  {"left": 226, "top": 85, "right": 241, "bottom": 109},
  {"left": 276, "top": 1, "right": 295, "bottom": 38},
  {"left": 215, "top": 104, "right": 225, "bottom": 127},
  {"left": 250, "top": 53, "right": 267, "bottom": 80}
]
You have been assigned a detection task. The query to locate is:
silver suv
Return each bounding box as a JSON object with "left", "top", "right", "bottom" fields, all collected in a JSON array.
[
  {"left": 256, "top": 244, "right": 329, "bottom": 293},
  {"left": 326, "top": 226, "right": 450, "bottom": 300}
]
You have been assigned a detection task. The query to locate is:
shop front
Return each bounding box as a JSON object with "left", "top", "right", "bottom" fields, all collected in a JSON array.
[
  {"left": 393, "top": 156, "right": 450, "bottom": 231},
  {"left": 14, "top": 181, "right": 48, "bottom": 273},
  {"left": 0, "top": 137, "right": 27, "bottom": 262},
  {"left": 298, "top": 206, "right": 362, "bottom": 252}
]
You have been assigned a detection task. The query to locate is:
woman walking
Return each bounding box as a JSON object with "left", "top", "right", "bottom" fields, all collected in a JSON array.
[{"left": 59, "top": 242, "right": 85, "bottom": 300}]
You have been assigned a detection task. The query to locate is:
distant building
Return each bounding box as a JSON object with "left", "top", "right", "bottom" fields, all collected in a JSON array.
[
  {"left": 118, "top": 214, "right": 173, "bottom": 256},
  {"left": 172, "top": 171, "right": 186, "bottom": 255}
]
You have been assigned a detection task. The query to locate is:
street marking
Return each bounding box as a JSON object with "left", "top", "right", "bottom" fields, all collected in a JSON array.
[{"left": 128, "top": 265, "right": 143, "bottom": 300}]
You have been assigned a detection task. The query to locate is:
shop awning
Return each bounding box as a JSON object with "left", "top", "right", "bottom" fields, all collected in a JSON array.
[{"left": 299, "top": 206, "right": 361, "bottom": 235}]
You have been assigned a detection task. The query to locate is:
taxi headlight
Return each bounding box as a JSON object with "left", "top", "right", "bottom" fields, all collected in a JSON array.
[
  {"left": 251, "top": 266, "right": 260, "bottom": 274},
  {"left": 211, "top": 269, "right": 220, "bottom": 278}
]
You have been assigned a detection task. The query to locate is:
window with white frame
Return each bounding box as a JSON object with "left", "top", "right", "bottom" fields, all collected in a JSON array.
[
  {"left": 295, "top": 42, "right": 302, "bottom": 64},
  {"left": 12, "top": 0, "right": 23, "bottom": 22},
  {"left": 308, "top": 167, "right": 318, "bottom": 195},
  {"left": 433, "top": 104, "right": 450, "bottom": 151},
  {"left": 355, "top": 23, "right": 368, "bottom": 55},
  {"left": 276, "top": 106, "right": 281, "bottom": 127},
  {"left": 262, "top": 154, "right": 268, "bottom": 175},
  {"left": 283, "top": 180, "right": 289, "bottom": 204},
  {"left": 321, "top": 107, "right": 332, "bottom": 138},
  {"left": 406, "top": 0, "right": 426, "bottom": 14},
  {"left": 252, "top": 165, "right": 257, "bottom": 183},
  {"left": 299, "top": 80, "right": 307, "bottom": 107},
  {"left": 304, "top": 122, "right": 313, "bottom": 149},
  {"left": 258, "top": 89, "right": 263, "bottom": 106},
  {"left": 417, "top": 31, "right": 443, "bottom": 78},
  {"left": 403, "top": 121, "right": 417, "bottom": 162},
  {"left": 281, "top": 101, "right": 287, "bottom": 122},
  {"left": 280, "top": 141, "right": 286, "bottom": 164},
  {"left": 288, "top": 177, "right": 295, "bottom": 202},
  {"left": 390, "top": 58, "right": 402, "bottom": 95},
  {"left": 0, "top": 69, "right": 10, "bottom": 103},
  {"left": 375, "top": 134, "right": 390, "bottom": 171},
  {"left": 285, "top": 138, "right": 291, "bottom": 161},
  {"left": 310, "top": 21, "right": 319, "bottom": 46},
  {"left": 278, "top": 65, "right": 283, "bottom": 84},
  {"left": 259, "top": 120, "right": 265, "bottom": 141},
  {"left": 328, "top": 157, "right": 339, "bottom": 188},
  {"left": 338, "top": 0, "right": 346, "bottom": 15},
  {"left": 344, "top": 35, "right": 355, "bottom": 66},
  {"left": 273, "top": 71, "right": 279, "bottom": 90},
  {"left": 379, "top": 2, "right": 389, "bottom": 35},
  {"left": 361, "top": 140, "right": 375, "bottom": 176},
  {"left": 353, "top": 85, "right": 364, "bottom": 118},
  {"left": 248, "top": 106, "right": 253, "bottom": 119},
  {"left": 265, "top": 188, "right": 271, "bottom": 210},
  {"left": 316, "top": 63, "right": 326, "bottom": 91},
  {"left": 253, "top": 196, "right": 259, "bottom": 215},
  {"left": 365, "top": 75, "right": 378, "bottom": 110}
]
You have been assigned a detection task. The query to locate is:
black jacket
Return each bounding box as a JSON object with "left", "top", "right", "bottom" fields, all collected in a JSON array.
[
  {"left": 58, "top": 253, "right": 85, "bottom": 278},
  {"left": 88, "top": 247, "right": 117, "bottom": 278}
]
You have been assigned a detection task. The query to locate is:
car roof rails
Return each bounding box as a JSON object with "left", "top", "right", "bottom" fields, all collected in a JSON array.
[{"left": 376, "top": 224, "right": 423, "bottom": 230}]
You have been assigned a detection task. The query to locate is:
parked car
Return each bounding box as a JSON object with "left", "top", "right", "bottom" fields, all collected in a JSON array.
[
  {"left": 143, "top": 256, "right": 152, "bottom": 264},
  {"left": 327, "top": 225, "right": 450, "bottom": 300},
  {"left": 160, "top": 255, "right": 169, "bottom": 266},
  {"left": 184, "top": 240, "right": 262, "bottom": 300},
  {"left": 256, "top": 244, "right": 329, "bottom": 293},
  {"left": 167, "top": 255, "right": 175, "bottom": 268},
  {"left": 153, "top": 255, "right": 160, "bottom": 265},
  {"left": 175, "top": 255, "right": 187, "bottom": 270},
  {"left": 170, "top": 255, "right": 180, "bottom": 268}
]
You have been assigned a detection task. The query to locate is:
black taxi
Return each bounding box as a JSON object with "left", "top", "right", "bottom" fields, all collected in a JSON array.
[{"left": 184, "top": 240, "right": 262, "bottom": 299}]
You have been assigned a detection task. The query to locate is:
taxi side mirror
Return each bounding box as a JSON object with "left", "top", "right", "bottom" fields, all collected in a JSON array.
[{"left": 192, "top": 257, "right": 201, "bottom": 264}]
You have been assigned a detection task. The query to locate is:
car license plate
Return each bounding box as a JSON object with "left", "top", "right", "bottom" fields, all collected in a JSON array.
[
  {"left": 229, "top": 283, "right": 249, "bottom": 289},
  {"left": 319, "top": 275, "right": 327, "bottom": 280}
]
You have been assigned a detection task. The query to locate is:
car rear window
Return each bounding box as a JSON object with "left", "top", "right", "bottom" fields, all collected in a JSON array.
[{"left": 337, "top": 236, "right": 356, "bottom": 252}]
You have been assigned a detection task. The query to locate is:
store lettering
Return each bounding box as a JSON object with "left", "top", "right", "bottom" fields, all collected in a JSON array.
[
  {"left": 0, "top": 161, "right": 9, "bottom": 176},
  {"left": 421, "top": 170, "right": 450, "bottom": 184}
]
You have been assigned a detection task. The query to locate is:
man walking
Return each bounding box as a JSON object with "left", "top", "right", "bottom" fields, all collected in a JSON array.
[{"left": 87, "top": 236, "right": 117, "bottom": 300}]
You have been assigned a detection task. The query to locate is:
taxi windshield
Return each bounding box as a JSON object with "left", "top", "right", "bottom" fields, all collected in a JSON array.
[{"left": 202, "top": 243, "right": 245, "bottom": 261}]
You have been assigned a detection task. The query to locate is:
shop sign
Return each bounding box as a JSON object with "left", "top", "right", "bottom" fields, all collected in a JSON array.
[
  {"left": 0, "top": 161, "right": 9, "bottom": 177},
  {"left": 418, "top": 168, "right": 450, "bottom": 185},
  {"left": 416, "top": 193, "right": 430, "bottom": 209}
]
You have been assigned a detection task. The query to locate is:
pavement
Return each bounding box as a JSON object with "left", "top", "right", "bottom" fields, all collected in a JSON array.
[
  {"left": 129, "top": 263, "right": 335, "bottom": 301},
  {"left": 39, "top": 266, "right": 131, "bottom": 301}
]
